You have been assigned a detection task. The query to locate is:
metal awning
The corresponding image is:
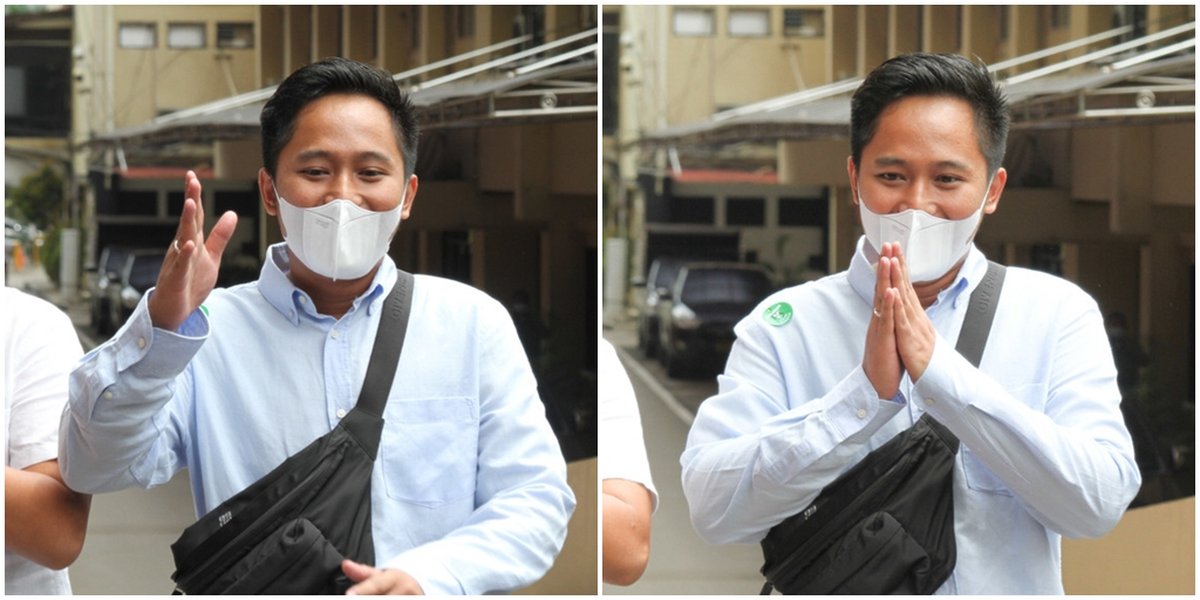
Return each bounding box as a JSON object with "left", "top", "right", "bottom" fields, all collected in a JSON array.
[
  {"left": 94, "top": 29, "right": 597, "bottom": 150},
  {"left": 641, "top": 22, "right": 1195, "bottom": 150}
]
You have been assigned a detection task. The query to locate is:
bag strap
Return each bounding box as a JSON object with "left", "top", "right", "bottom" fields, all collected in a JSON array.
[
  {"left": 354, "top": 270, "right": 415, "bottom": 418},
  {"left": 955, "top": 260, "right": 1006, "bottom": 369}
]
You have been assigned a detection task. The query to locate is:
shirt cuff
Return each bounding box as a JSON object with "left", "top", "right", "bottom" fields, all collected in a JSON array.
[
  {"left": 115, "top": 289, "right": 209, "bottom": 378},
  {"left": 912, "top": 333, "right": 973, "bottom": 419}
]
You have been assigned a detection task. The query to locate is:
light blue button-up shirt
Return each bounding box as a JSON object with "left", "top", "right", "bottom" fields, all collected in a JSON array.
[
  {"left": 682, "top": 238, "right": 1140, "bottom": 594},
  {"left": 61, "top": 243, "right": 575, "bottom": 594}
]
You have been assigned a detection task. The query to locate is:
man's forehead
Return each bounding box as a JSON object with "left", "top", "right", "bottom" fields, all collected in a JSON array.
[{"left": 293, "top": 148, "right": 398, "bottom": 165}]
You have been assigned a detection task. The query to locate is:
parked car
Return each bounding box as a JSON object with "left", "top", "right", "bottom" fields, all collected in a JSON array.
[
  {"left": 635, "top": 256, "right": 692, "bottom": 358},
  {"left": 88, "top": 246, "right": 135, "bottom": 334},
  {"left": 106, "top": 249, "right": 166, "bottom": 331},
  {"left": 656, "top": 262, "right": 774, "bottom": 378}
]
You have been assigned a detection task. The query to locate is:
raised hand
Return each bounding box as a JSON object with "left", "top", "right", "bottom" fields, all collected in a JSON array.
[
  {"left": 147, "top": 170, "right": 238, "bottom": 331},
  {"left": 863, "top": 242, "right": 904, "bottom": 399},
  {"left": 889, "top": 245, "right": 938, "bottom": 381}
]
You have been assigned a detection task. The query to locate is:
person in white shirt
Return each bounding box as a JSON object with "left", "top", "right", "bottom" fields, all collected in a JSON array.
[
  {"left": 599, "top": 339, "right": 657, "bottom": 585},
  {"left": 5, "top": 287, "right": 91, "bottom": 594},
  {"left": 59, "top": 57, "right": 573, "bottom": 595},
  {"left": 681, "top": 53, "right": 1140, "bottom": 593}
]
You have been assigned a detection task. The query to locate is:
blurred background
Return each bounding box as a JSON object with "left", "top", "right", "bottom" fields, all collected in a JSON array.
[
  {"left": 601, "top": 4, "right": 1194, "bottom": 595},
  {"left": 6, "top": 4, "right": 597, "bottom": 594}
]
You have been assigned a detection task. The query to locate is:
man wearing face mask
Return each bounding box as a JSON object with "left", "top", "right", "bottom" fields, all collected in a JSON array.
[
  {"left": 681, "top": 53, "right": 1140, "bottom": 593},
  {"left": 60, "top": 57, "right": 574, "bottom": 595}
]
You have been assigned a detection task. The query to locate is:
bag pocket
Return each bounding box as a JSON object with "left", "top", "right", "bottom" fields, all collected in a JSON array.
[
  {"left": 776, "top": 511, "right": 932, "bottom": 595},
  {"left": 205, "top": 518, "right": 349, "bottom": 595}
]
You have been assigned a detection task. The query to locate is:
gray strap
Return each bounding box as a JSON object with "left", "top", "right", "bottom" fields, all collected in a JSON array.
[
  {"left": 356, "top": 271, "right": 414, "bottom": 419},
  {"left": 955, "top": 261, "right": 1006, "bottom": 369}
]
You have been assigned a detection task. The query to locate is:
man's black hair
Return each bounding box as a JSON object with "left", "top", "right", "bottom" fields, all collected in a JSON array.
[
  {"left": 850, "top": 53, "right": 1009, "bottom": 175},
  {"left": 260, "top": 57, "right": 419, "bottom": 179}
]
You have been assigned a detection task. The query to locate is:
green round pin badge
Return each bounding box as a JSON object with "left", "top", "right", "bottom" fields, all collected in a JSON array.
[{"left": 763, "top": 302, "right": 793, "bottom": 327}]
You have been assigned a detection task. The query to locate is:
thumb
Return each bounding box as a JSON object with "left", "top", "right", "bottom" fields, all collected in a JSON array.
[
  {"left": 342, "top": 559, "right": 376, "bottom": 583},
  {"left": 205, "top": 211, "right": 239, "bottom": 257}
]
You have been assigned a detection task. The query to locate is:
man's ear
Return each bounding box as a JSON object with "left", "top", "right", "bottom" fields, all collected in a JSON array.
[
  {"left": 846, "top": 156, "right": 859, "bottom": 206},
  {"left": 400, "top": 175, "right": 419, "bottom": 220},
  {"left": 259, "top": 168, "right": 279, "bottom": 217},
  {"left": 984, "top": 167, "right": 1007, "bottom": 215}
]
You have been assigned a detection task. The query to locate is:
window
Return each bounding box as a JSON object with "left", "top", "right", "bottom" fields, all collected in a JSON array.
[
  {"left": 6, "top": 66, "right": 25, "bottom": 116},
  {"left": 167, "top": 23, "right": 205, "bottom": 49},
  {"left": 673, "top": 8, "right": 714, "bottom": 37},
  {"left": 671, "top": 196, "right": 715, "bottom": 224},
  {"left": 784, "top": 8, "right": 824, "bottom": 38},
  {"left": 778, "top": 197, "right": 827, "bottom": 227},
  {"left": 119, "top": 23, "right": 156, "bottom": 49},
  {"left": 727, "top": 197, "right": 765, "bottom": 226},
  {"left": 728, "top": 9, "right": 770, "bottom": 37},
  {"left": 216, "top": 22, "right": 254, "bottom": 49}
]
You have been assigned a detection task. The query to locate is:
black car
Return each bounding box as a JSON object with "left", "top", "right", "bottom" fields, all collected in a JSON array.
[
  {"left": 88, "top": 246, "right": 135, "bottom": 335},
  {"left": 656, "top": 262, "right": 774, "bottom": 378},
  {"left": 635, "top": 256, "right": 692, "bottom": 358},
  {"left": 106, "top": 249, "right": 166, "bottom": 331}
]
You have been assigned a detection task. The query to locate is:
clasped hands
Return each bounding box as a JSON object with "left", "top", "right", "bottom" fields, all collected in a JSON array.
[{"left": 863, "top": 242, "right": 938, "bottom": 400}]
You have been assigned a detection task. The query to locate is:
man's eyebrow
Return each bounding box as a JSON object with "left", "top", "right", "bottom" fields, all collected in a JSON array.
[
  {"left": 872, "top": 156, "right": 973, "bottom": 171},
  {"left": 294, "top": 149, "right": 396, "bottom": 165}
]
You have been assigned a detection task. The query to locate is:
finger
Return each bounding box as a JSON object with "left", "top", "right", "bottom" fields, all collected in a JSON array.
[
  {"left": 173, "top": 197, "right": 198, "bottom": 250},
  {"left": 189, "top": 171, "right": 205, "bottom": 240},
  {"left": 341, "top": 559, "right": 375, "bottom": 584},
  {"left": 205, "top": 211, "right": 239, "bottom": 258},
  {"left": 346, "top": 573, "right": 388, "bottom": 596},
  {"left": 874, "top": 249, "right": 891, "bottom": 313}
]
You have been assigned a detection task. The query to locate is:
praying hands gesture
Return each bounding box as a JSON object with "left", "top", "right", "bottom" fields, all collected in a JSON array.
[
  {"left": 863, "top": 242, "right": 939, "bottom": 399},
  {"left": 147, "top": 170, "right": 239, "bottom": 332}
]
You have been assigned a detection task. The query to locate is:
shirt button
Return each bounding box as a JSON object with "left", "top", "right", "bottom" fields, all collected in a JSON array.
[
  {"left": 926, "top": 397, "right": 936, "bottom": 405},
  {"left": 336, "top": 408, "right": 347, "bottom": 418},
  {"left": 331, "top": 330, "right": 340, "bottom": 340},
  {"left": 103, "top": 391, "right": 113, "bottom": 400},
  {"left": 137, "top": 337, "right": 147, "bottom": 349},
  {"left": 299, "top": 296, "right": 308, "bottom": 304},
  {"left": 856, "top": 408, "right": 867, "bottom": 419}
]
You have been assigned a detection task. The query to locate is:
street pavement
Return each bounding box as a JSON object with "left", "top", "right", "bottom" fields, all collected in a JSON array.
[{"left": 602, "top": 318, "right": 766, "bottom": 595}]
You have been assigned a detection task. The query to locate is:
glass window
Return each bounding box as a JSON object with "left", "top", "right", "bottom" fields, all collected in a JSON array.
[
  {"left": 129, "top": 254, "right": 165, "bottom": 291},
  {"left": 671, "top": 196, "right": 715, "bottom": 224},
  {"left": 216, "top": 22, "right": 254, "bottom": 49},
  {"left": 779, "top": 197, "right": 827, "bottom": 227},
  {"left": 727, "top": 197, "right": 765, "bottom": 226},
  {"left": 168, "top": 23, "right": 205, "bottom": 49},
  {"left": 119, "top": 23, "right": 156, "bottom": 49},
  {"left": 673, "top": 8, "right": 714, "bottom": 37},
  {"left": 783, "top": 8, "right": 824, "bottom": 38},
  {"left": 729, "top": 9, "right": 770, "bottom": 37}
]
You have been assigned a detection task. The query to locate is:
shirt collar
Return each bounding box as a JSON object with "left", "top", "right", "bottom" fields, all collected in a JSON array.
[
  {"left": 256, "top": 242, "right": 396, "bottom": 325},
  {"left": 848, "top": 235, "right": 986, "bottom": 310}
]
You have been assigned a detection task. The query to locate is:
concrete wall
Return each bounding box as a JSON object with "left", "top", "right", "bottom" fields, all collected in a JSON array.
[{"left": 110, "top": 5, "right": 257, "bottom": 127}]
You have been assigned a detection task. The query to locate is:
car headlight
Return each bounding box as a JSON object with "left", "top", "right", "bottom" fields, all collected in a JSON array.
[{"left": 672, "top": 303, "right": 699, "bottom": 330}]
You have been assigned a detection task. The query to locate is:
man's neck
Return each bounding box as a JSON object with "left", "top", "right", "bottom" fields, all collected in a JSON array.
[
  {"left": 286, "top": 250, "right": 379, "bottom": 319},
  {"left": 911, "top": 258, "right": 966, "bottom": 309}
]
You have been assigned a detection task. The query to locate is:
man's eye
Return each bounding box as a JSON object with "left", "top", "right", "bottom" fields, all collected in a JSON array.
[
  {"left": 302, "top": 168, "right": 327, "bottom": 177},
  {"left": 360, "top": 170, "right": 385, "bottom": 178},
  {"left": 878, "top": 173, "right": 901, "bottom": 182}
]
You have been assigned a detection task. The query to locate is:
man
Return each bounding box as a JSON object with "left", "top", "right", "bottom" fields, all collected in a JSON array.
[
  {"left": 681, "top": 53, "right": 1140, "bottom": 593},
  {"left": 60, "top": 57, "right": 574, "bottom": 595},
  {"left": 599, "top": 340, "right": 656, "bottom": 586},
  {"left": 5, "top": 287, "right": 91, "bottom": 593}
]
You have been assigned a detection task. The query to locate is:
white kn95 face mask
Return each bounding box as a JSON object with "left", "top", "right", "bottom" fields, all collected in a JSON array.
[
  {"left": 858, "top": 182, "right": 990, "bottom": 283},
  {"left": 275, "top": 189, "right": 405, "bottom": 281}
]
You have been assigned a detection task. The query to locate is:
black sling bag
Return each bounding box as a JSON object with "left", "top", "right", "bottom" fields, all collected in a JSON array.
[
  {"left": 169, "top": 271, "right": 415, "bottom": 595},
  {"left": 759, "top": 261, "right": 1006, "bottom": 595}
]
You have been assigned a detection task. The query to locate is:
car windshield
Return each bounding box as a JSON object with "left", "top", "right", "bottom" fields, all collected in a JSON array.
[
  {"left": 103, "top": 248, "right": 132, "bottom": 273},
  {"left": 129, "top": 254, "right": 165, "bottom": 290},
  {"left": 680, "top": 269, "right": 771, "bottom": 305}
]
